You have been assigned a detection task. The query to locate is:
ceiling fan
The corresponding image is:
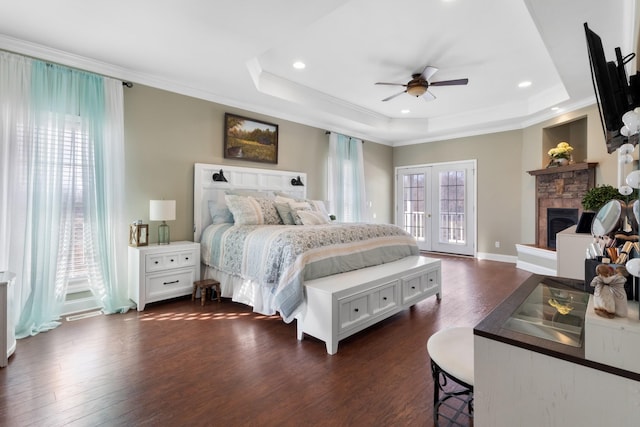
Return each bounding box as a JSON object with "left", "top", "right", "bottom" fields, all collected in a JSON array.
[{"left": 375, "top": 66, "right": 468, "bottom": 102}]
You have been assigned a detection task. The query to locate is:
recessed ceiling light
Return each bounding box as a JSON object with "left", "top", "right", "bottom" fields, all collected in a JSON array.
[
  {"left": 551, "top": 106, "right": 564, "bottom": 112},
  {"left": 518, "top": 81, "right": 532, "bottom": 88},
  {"left": 401, "top": 109, "right": 411, "bottom": 114},
  {"left": 293, "top": 61, "right": 306, "bottom": 70}
]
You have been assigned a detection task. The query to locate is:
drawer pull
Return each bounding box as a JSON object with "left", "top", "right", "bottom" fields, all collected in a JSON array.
[
  {"left": 154, "top": 261, "right": 159, "bottom": 265},
  {"left": 354, "top": 308, "right": 359, "bottom": 312},
  {"left": 383, "top": 297, "right": 387, "bottom": 301},
  {"left": 163, "top": 280, "right": 179, "bottom": 285},
  {"left": 185, "top": 257, "right": 189, "bottom": 260},
  {"left": 411, "top": 286, "right": 416, "bottom": 289},
  {"left": 170, "top": 259, "right": 175, "bottom": 262}
]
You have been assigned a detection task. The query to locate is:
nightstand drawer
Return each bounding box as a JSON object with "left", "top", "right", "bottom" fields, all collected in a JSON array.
[
  {"left": 146, "top": 250, "right": 196, "bottom": 273},
  {"left": 145, "top": 270, "right": 195, "bottom": 301}
]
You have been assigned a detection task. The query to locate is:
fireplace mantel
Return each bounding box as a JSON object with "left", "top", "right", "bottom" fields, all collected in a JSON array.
[{"left": 527, "top": 162, "right": 598, "bottom": 176}]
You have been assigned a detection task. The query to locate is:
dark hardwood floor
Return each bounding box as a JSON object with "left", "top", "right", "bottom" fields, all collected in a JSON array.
[{"left": 0, "top": 255, "right": 531, "bottom": 427}]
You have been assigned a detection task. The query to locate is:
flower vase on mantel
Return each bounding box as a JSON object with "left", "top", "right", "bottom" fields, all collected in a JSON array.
[
  {"left": 547, "top": 142, "right": 574, "bottom": 168},
  {"left": 546, "top": 157, "right": 570, "bottom": 168}
]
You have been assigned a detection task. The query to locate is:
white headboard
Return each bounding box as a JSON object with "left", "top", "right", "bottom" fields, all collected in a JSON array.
[{"left": 193, "top": 163, "right": 307, "bottom": 242}]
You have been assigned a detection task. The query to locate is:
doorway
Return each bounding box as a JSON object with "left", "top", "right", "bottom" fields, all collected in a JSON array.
[{"left": 396, "top": 161, "right": 476, "bottom": 256}]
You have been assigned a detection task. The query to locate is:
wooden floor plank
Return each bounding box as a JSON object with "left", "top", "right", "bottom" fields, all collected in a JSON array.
[{"left": 0, "top": 255, "right": 531, "bottom": 426}]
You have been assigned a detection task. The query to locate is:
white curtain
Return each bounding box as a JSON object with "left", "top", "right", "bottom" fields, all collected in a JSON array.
[
  {"left": 0, "top": 52, "right": 130, "bottom": 338},
  {"left": 327, "top": 132, "right": 367, "bottom": 222},
  {"left": 0, "top": 52, "right": 32, "bottom": 330}
]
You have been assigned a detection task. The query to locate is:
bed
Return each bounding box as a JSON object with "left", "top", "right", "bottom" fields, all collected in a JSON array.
[{"left": 194, "top": 163, "right": 442, "bottom": 353}]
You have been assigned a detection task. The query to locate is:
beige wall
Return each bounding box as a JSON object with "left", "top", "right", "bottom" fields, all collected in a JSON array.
[
  {"left": 124, "top": 85, "right": 622, "bottom": 257},
  {"left": 123, "top": 84, "right": 393, "bottom": 243},
  {"left": 393, "top": 103, "right": 621, "bottom": 257},
  {"left": 363, "top": 141, "right": 394, "bottom": 223}
]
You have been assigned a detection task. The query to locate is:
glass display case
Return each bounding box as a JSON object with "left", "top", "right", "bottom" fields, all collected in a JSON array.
[{"left": 503, "top": 280, "right": 590, "bottom": 347}]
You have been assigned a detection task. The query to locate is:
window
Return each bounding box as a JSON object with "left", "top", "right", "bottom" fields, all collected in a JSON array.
[{"left": 31, "top": 115, "right": 100, "bottom": 309}]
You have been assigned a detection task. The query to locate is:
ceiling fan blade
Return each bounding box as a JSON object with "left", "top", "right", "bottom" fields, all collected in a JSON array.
[
  {"left": 430, "top": 78, "right": 469, "bottom": 86},
  {"left": 420, "top": 66, "right": 438, "bottom": 81},
  {"left": 382, "top": 91, "right": 406, "bottom": 102},
  {"left": 423, "top": 91, "right": 436, "bottom": 101},
  {"left": 375, "top": 82, "right": 407, "bottom": 86}
]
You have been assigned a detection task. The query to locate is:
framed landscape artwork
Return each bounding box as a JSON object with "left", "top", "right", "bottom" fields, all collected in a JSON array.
[{"left": 224, "top": 113, "right": 278, "bottom": 164}]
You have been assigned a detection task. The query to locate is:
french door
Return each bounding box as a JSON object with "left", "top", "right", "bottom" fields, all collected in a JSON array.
[{"left": 396, "top": 161, "right": 476, "bottom": 256}]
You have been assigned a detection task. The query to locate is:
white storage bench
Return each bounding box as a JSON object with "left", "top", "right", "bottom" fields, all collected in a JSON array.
[{"left": 297, "top": 256, "right": 442, "bottom": 354}]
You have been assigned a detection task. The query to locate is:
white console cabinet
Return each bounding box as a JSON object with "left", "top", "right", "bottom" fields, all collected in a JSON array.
[
  {"left": 556, "top": 225, "right": 593, "bottom": 280},
  {"left": 128, "top": 241, "right": 200, "bottom": 311}
]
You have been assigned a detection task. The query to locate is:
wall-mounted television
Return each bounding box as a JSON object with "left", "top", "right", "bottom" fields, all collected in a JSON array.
[{"left": 584, "top": 22, "right": 640, "bottom": 153}]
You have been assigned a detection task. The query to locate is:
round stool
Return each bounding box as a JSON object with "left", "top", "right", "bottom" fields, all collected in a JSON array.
[
  {"left": 427, "top": 327, "right": 474, "bottom": 425},
  {"left": 192, "top": 279, "right": 221, "bottom": 306}
]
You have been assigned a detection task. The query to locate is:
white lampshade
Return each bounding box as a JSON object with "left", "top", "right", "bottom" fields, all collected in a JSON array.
[{"left": 149, "top": 200, "right": 176, "bottom": 221}]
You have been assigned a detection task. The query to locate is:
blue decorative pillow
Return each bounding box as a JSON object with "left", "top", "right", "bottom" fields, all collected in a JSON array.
[{"left": 208, "top": 200, "right": 234, "bottom": 224}]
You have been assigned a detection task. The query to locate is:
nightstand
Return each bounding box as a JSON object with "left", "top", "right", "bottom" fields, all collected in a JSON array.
[{"left": 128, "top": 241, "right": 201, "bottom": 311}]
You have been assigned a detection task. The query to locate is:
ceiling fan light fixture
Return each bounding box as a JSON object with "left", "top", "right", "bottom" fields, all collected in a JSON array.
[{"left": 406, "top": 85, "right": 428, "bottom": 97}]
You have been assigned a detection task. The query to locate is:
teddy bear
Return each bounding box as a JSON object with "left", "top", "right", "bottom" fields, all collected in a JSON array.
[{"left": 590, "top": 264, "right": 628, "bottom": 318}]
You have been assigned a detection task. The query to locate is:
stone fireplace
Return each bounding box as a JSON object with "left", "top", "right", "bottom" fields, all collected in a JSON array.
[{"left": 527, "top": 163, "right": 597, "bottom": 249}]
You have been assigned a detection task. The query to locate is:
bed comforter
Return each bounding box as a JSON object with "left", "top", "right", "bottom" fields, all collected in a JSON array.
[{"left": 200, "top": 222, "right": 419, "bottom": 321}]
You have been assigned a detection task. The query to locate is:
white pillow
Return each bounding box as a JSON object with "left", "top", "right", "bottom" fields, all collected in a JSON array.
[
  {"left": 275, "top": 195, "right": 296, "bottom": 204},
  {"left": 225, "top": 195, "right": 264, "bottom": 225},
  {"left": 288, "top": 201, "right": 311, "bottom": 225},
  {"left": 252, "top": 197, "right": 283, "bottom": 225},
  {"left": 225, "top": 195, "right": 283, "bottom": 225},
  {"left": 297, "top": 210, "right": 331, "bottom": 225},
  {"left": 307, "top": 200, "right": 330, "bottom": 219}
]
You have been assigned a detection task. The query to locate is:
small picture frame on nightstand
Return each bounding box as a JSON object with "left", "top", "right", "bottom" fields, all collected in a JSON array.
[{"left": 129, "top": 223, "right": 149, "bottom": 247}]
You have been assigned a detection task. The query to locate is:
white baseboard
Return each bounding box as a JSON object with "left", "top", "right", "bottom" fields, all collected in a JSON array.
[{"left": 476, "top": 252, "right": 517, "bottom": 264}]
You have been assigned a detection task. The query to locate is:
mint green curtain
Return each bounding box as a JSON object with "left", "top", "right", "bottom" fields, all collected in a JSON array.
[
  {"left": 328, "top": 133, "right": 367, "bottom": 222},
  {"left": 0, "top": 53, "right": 130, "bottom": 338}
]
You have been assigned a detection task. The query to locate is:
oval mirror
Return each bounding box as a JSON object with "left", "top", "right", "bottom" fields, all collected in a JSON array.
[{"left": 591, "top": 199, "right": 623, "bottom": 236}]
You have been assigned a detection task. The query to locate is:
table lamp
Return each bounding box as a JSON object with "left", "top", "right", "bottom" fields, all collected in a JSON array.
[{"left": 149, "top": 200, "right": 176, "bottom": 245}]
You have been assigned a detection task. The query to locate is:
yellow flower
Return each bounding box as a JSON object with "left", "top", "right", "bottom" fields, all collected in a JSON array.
[{"left": 548, "top": 141, "right": 573, "bottom": 159}]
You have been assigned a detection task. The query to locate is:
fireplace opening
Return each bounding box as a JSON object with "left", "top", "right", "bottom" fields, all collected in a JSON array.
[{"left": 547, "top": 208, "right": 579, "bottom": 249}]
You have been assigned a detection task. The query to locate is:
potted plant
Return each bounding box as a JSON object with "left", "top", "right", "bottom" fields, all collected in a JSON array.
[{"left": 581, "top": 185, "right": 634, "bottom": 212}]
